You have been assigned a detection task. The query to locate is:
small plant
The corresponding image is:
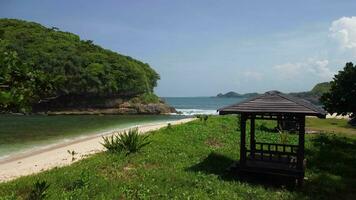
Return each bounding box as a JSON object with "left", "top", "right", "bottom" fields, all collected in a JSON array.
[
  {"left": 65, "top": 171, "right": 90, "bottom": 191},
  {"left": 67, "top": 150, "right": 77, "bottom": 162},
  {"left": 278, "top": 128, "right": 289, "bottom": 144},
  {"left": 203, "top": 115, "right": 209, "bottom": 123},
  {"left": 102, "top": 128, "right": 150, "bottom": 155},
  {"left": 195, "top": 114, "right": 202, "bottom": 121},
  {"left": 27, "top": 180, "right": 50, "bottom": 200},
  {"left": 196, "top": 115, "right": 209, "bottom": 123},
  {"left": 167, "top": 123, "right": 172, "bottom": 130}
]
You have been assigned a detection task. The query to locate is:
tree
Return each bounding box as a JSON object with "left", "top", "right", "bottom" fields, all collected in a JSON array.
[
  {"left": 320, "top": 62, "right": 356, "bottom": 125},
  {"left": 0, "top": 18, "right": 161, "bottom": 112},
  {"left": 0, "top": 49, "right": 51, "bottom": 113}
]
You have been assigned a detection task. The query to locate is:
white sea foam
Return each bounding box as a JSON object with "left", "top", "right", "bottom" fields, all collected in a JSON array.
[{"left": 175, "top": 109, "right": 218, "bottom": 116}]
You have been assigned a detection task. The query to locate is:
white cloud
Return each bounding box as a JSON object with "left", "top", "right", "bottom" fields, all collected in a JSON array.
[
  {"left": 329, "top": 16, "right": 356, "bottom": 50},
  {"left": 273, "top": 59, "right": 334, "bottom": 80},
  {"left": 243, "top": 70, "right": 263, "bottom": 81}
]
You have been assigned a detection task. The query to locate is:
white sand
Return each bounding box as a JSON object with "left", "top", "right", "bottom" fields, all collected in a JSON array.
[{"left": 0, "top": 118, "right": 195, "bottom": 182}]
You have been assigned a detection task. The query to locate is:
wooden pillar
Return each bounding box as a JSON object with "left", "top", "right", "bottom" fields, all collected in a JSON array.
[
  {"left": 250, "top": 115, "right": 255, "bottom": 159},
  {"left": 297, "top": 116, "right": 305, "bottom": 185},
  {"left": 240, "top": 114, "right": 247, "bottom": 166}
]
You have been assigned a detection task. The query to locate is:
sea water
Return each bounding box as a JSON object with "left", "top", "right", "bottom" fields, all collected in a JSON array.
[
  {"left": 0, "top": 97, "right": 243, "bottom": 160},
  {"left": 0, "top": 114, "right": 186, "bottom": 160},
  {"left": 163, "top": 97, "right": 245, "bottom": 115}
]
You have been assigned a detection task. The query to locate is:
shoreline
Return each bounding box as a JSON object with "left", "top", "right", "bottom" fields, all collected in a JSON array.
[{"left": 0, "top": 117, "right": 195, "bottom": 183}]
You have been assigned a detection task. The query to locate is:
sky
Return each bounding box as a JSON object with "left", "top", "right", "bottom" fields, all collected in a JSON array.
[{"left": 1, "top": 0, "right": 356, "bottom": 97}]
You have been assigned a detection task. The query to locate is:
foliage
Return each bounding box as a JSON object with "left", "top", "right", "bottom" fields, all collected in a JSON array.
[
  {"left": 129, "top": 92, "right": 160, "bottom": 104},
  {"left": 278, "top": 129, "right": 289, "bottom": 144},
  {"left": 65, "top": 171, "right": 90, "bottom": 191},
  {"left": 0, "top": 49, "right": 51, "bottom": 112},
  {"left": 321, "top": 62, "right": 356, "bottom": 123},
  {"left": 67, "top": 150, "right": 77, "bottom": 162},
  {"left": 311, "top": 82, "right": 331, "bottom": 96},
  {"left": 0, "top": 116, "right": 355, "bottom": 199},
  {"left": 0, "top": 19, "right": 160, "bottom": 113},
  {"left": 166, "top": 123, "right": 172, "bottom": 130},
  {"left": 27, "top": 180, "right": 50, "bottom": 200},
  {"left": 102, "top": 128, "right": 150, "bottom": 155},
  {"left": 195, "top": 114, "right": 209, "bottom": 123}
]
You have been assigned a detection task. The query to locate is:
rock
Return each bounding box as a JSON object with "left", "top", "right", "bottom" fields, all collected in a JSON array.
[{"left": 46, "top": 102, "right": 177, "bottom": 115}]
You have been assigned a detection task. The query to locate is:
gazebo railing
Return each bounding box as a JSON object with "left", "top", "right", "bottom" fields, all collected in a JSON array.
[{"left": 246, "top": 142, "right": 299, "bottom": 168}]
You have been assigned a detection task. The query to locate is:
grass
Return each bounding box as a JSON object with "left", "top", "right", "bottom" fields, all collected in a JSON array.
[
  {"left": 0, "top": 116, "right": 355, "bottom": 199},
  {"left": 306, "top": 117, "right": 356, "bottom": 136}
]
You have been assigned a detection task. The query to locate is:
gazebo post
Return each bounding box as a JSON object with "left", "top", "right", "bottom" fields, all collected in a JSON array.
[
  {"left": 240, "top": 114, "right": 247, "bottom": 166},
  {"left": 250, "top": 115, "right": 255, "bottom": 159},
  {"left": 297, "top": 116, "right": 305, "bottom": 185}
]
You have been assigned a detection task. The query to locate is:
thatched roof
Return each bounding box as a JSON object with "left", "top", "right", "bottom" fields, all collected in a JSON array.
[{"left": 218, "top": 91, "right": 326, "bottom": 118}]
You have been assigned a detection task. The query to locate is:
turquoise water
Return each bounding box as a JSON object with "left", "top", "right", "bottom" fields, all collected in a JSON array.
[
  {"left": 0, "top": 115, "right": 186, "bottom": 159},
  {"left": 163, "top": 97, "right": 245, "bottom": 115},
  {"left": 0, "top": 97, "right": 243, "bottom": 159}
]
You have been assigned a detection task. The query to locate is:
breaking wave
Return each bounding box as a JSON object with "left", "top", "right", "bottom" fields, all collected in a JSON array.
[{"left": 175, "top": 109, "right": 218, "bottom": 116}]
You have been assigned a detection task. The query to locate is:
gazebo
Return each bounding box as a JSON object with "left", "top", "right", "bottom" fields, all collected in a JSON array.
[{"left": 218, "top": 91, "right": 326, "bottom": 185}]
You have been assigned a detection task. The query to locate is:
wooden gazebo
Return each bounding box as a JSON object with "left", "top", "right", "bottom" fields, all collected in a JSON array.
[{"left": 218, "top": 91, "right": 326, "bottom": 185}]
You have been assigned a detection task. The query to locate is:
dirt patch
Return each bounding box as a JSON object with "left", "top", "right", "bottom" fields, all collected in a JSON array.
[
  {"left": 141, "top": 162, "right": 160, "bottom": 170},
  {"left": 123, "top": 163, "right": 136, "bottom": 171},
  {"left": 204, "top": 138, "right": 223, "bottom": 148}
]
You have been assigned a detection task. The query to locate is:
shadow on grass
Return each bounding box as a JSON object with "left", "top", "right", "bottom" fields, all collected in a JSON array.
[
  {"left": 187, "top": 152, "right": 295, "bottom": 188},
  {"left": 188, "top": 134, "right": 356, "bottom": 199},
  {"left": 301, "top": 134, "right": 356, "bottom": 200},
  {"left": 187, "top": 152, "right": 235, "bottom": 179}
]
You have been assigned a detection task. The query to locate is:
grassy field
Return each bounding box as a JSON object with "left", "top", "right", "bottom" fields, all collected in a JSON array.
[
  {"left": 0, "top": 116, "right": 355, "bottom": 199},
  {"left": 306, "top": 117, "right": 356, "bottom": 136}
]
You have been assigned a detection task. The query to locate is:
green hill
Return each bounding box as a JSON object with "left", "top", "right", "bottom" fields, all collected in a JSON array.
[
  {"left": 217, "top": 82, "right": 331, "bottom": 105},
  {"left": 0, "top": 19, "right": 163, "bottom": 113},
  {"left": 289, "top": 82, "right": 331, "bottom": 105},
  {"left": 310, "top": 82, "right": 331, "bottom": 96}
]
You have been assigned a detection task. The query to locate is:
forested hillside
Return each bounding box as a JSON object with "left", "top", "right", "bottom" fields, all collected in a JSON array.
[
  {"left": 0, "top": 19, "right": 162, "bottom": 113},
  {"left": 217, "top": 82, "right": 331, "bottom": 105},
  {"left": 289, "top": 82, "right": 331, "bottom": 105}
]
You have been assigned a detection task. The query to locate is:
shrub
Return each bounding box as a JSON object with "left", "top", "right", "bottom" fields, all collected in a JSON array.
[
  {"left": 203, "top": 115, "right": 209, "bottom": 123},
  {"left": 102, "top": 128, "right": 150, "bottom": 155},
  {"left": 278, "top": 129, "right": 289, "bottom": 144},
  {"left": 195, "top": 115, "right": 209, "bottom": 123},
  {"left": 67, "top": 150, "right": 77, "bottom": 162},
  {"left": 27, "top": 180, "right": 50, "bottom": 200},
  {"left": 166, "top": 123, "right": 172, "bottom": 130},
  {"left": 195, "top": 115, "right": 202, "bottom": 121}
]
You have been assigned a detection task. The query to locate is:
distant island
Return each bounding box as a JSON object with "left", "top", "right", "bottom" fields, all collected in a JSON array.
[
  {"left": 216, "top": 82, "right": 331, "bottom": 105},
  {"left": 216, "top": 92, "right": 259, "bottom": 98},
  {"left": 0, "top": 19, "right": 175, "bottom": 114}
]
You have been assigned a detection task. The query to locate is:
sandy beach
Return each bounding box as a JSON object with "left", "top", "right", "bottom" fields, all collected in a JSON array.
[{"left": 0, "top": 118, "right": 195, "bottom": 183}]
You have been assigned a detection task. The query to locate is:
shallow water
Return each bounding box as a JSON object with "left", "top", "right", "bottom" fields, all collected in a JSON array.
[{"left": 0, "top": 114, "right": 186, "bottom": 159}]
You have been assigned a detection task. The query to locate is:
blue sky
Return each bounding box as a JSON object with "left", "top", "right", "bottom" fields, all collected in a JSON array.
[{"left": 1, "top": 0, "right": 356, "bottom": 96}]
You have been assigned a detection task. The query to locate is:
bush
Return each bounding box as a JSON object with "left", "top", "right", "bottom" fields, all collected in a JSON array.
[
  {"left": 102, "top": 128, "right": 150, "bottom": 155},
  {"left": 27, "top": 180, "right": 50, "bottom": 200},
  {"left": 195, "top": 115, "right": 209, "bottom": 123}
]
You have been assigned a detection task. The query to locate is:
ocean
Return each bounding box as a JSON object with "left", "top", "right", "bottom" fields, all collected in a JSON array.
[
  {"left": 0, "top": 115, "right": 186, "bottom": 160},
  {"left": 0, "top": 97, "right": 243, "bottom": 160},
  {"left": 163, "top": 97, "right": 245, "bottom": 115}
]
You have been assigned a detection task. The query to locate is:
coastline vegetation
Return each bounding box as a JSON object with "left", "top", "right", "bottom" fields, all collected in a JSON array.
[
  {"left": 0, "top": 116, "right": 355, "bottom": 199},
  {"left": 0, "top": 19, "right": 160, "bottom": 113},
  {"left": 321, "top": 62, "right": 356, "bottom": 125},
  {"left": 101, "top": 128, "right": 150, "bottom": 155}
]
